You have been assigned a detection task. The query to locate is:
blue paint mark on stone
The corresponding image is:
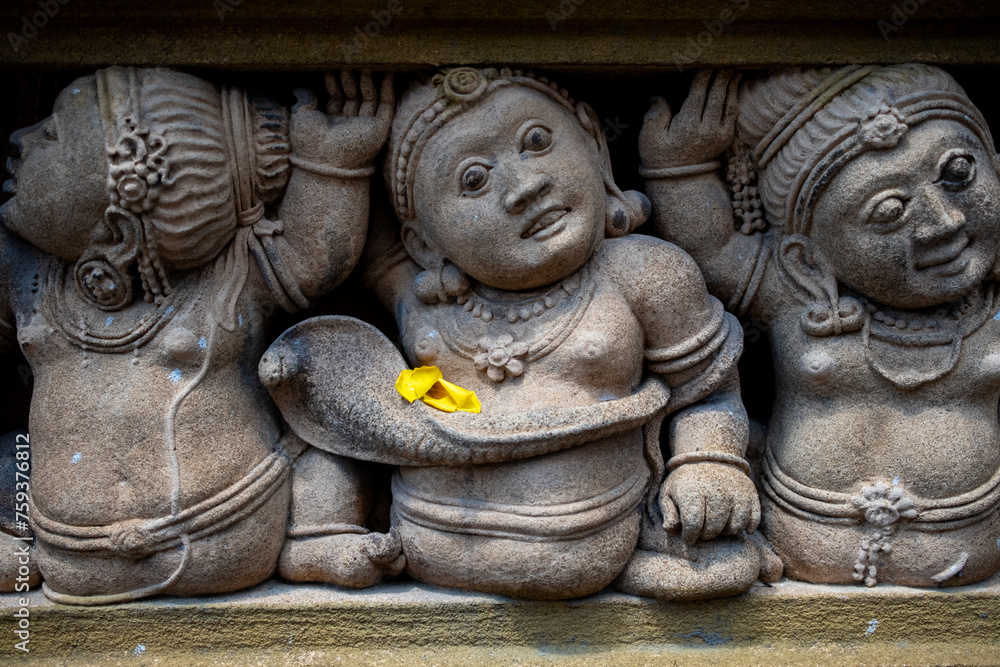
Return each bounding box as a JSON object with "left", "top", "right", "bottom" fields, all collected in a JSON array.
[
  {"left": 105, "top": 316, "right": 114, "bottom": 326},
  {"left": 199, "top": 337, "right": 207, "bottom": 349},
  {"left": 71, "top": 452, "right": 82, "bottom": 464},
  {"left": 169, "top": 368, "right": 182, "bottom": 384},
  {"left": 679, "top": 630, "right": 732, "bottom": 646}
]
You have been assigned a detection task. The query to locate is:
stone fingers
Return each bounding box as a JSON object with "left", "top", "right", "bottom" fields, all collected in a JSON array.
[
  {"left": 325, "top": 72, "right": 344, "bottom": 115},
  {"left": 358, "top": 71, "right": 378, "bottom": 117},
  {"left": 342, "top": 71, "right": 361, "bottom": 117}
]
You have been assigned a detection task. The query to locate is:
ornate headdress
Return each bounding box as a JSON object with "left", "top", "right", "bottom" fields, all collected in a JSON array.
[
  {"left": 739, "top": 64, "right": 995, "bottom": 237},
  {"left": 92, "top": 67, "right": 302, "bottom": 330},
  {"left": 95, "top": 66, "right": 173, "bottom": 306},
  {"left": 386, "top": 66, "right": 646, "bottom": 234},
  {"left": 735, "top": 65, "right": 1000, "bottom": 386}
]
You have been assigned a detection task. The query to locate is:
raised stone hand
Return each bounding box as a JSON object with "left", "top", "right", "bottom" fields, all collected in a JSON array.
[
  {"left": 290, "top": 71, "right": 393, "bottom": 169},
  {"left": 639, "top": 69, "right": 739, "bottom": 169},
  {"left": 661, "top": 461, "right": 761, "bottom": 544}
]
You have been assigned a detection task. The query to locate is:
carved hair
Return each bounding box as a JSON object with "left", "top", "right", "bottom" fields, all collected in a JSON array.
[
  {"left": 95, "top": 67, "right": 291, "bottom": 303},
  {"left": 735, "top": 64, "right": 996, "bottom": 337},
  {"left": 386, "top": 67, "right": 645, "bottom": 226},
  {"left": 737, "top": 64, "right": 993, "bottom": 236},
  {"left": 385, "top": 67, "right": 647, "bottom": 302}
]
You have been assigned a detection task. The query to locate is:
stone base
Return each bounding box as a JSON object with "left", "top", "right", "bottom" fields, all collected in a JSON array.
[{"left": 2, "top": 575, "right": 998, "bottom": 665}]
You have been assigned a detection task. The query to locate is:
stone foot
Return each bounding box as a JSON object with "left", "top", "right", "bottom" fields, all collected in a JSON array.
[
  {"left": 613, "top": 535, "right": 760, "bottom": 601},
  {"left": 279, "top": 530, "right": 405, "bottom": 588},
  {"left": 747, "top": 530, "right": 784, "bottom": 583}
]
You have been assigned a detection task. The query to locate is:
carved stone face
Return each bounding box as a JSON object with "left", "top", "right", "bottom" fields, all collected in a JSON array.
[
  {"left": 410, "top": 86, "right": 606, "bottom": 291},
  {"left": 1, "top": 76, "right": 109, "bottom": 262},
  {"left": 811, "top": 119, "right": 1000, "bottom": 309}
]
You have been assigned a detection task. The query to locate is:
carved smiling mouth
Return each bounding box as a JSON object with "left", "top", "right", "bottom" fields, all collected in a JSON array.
[
  {"left": 522, "top": 207, "right": 568, "bottom": 240},
  {"left": 915, "top": 236, "right": 970, "bottom": 275}
]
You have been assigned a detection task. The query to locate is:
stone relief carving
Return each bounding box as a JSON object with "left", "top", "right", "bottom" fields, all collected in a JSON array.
[
  {"left": 0, "top": 67, "right": 400, "bottom": 602},
  {"left": 262, "top": 67, "right": 774, "bottom": 601},
  {"left": 643, "top": 65, "right": 1000, "bottom": 587},
  {"left": 1, "top": 61, "right": 995, "bottom": 605}
]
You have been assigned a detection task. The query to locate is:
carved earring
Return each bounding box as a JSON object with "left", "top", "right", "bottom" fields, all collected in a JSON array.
[
  {"left": 605, "top": 189, "right": 650, "bottom": 238},
  {"left": 74, "top": 206, "right": 141, "bottom": 311},
  {"left": 413, "top": 262, "right": 471, "bottom": 305},
  {"left": 778, "top": 234, "right": 864, "bottom": 337},
  {"left": 76, "top": 259, "right": 133, "bottom": 310}
]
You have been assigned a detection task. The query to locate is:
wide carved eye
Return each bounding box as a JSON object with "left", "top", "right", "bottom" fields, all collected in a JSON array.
[
  {"left": 521, "top": 125, "right": 552, "bottom": 153},
  {"left": 940, "top": 154, "right": 975, "bottom": 189},
  {"left": 461, "top": 163, "right": 490, "bottom": 193},
  {"left": 870, "top": 196, "right": 906, "bottom": 228}
]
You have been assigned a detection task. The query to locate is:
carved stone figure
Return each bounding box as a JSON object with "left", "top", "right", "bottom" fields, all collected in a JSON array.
[
  {"left": 264, "top": 67, "right": 773, "bottom": 601},
  {"left": 643, "top": 66, "right": 1000, "bottom": 587},
  {"left": 0, "top": 67, "right": 401, "bottom": 602}
]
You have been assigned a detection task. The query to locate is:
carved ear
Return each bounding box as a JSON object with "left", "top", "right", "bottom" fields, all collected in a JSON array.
[
  {"left": 74, "top": 206, "right": 143, "bottom": 311},
  {"left": 575, "top": 101, "right": 612, "bottom": 170},
  {"left": 777, "top": 234, "right": 837, "bottom": 305},
  {"left": 400, "top": 224, "right": 440, "bottom": 271},
  {"left": 101, "top": 206, "right": 142, "bottom": 265},
  {"left": 779, "top": 233, "right": 864, "bottom": 337}
]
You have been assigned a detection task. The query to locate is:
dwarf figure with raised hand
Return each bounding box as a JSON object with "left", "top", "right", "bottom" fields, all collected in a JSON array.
[
  {"left": 263, "top": 67, "right": 771, "bottom": 600},
  {"left": 0, "top": 68, "right": 401, "bottom": 602},
  {"left": 643, "top": 66, "right": 1000, "bottom": 586}
]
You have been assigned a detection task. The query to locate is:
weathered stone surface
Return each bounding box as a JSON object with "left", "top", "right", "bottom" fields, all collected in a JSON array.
[
  {"left": 1, "top": 2, "right": 1000, "bottom": 70},
  {"left": 0, "top": 67, "right": 396, "bottom": 602},
  {"left": 0, "top": 576, "right": 998, "bottom": 665},
  {"left": 645, "top": 65, "right": 1000, "bottom": 588},
  {"left": 264, "top": 66, "right": 770, "bottom": 601}
]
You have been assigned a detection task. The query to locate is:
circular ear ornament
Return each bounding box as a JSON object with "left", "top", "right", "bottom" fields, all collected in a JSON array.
[
  {"left": 75, "top": 258, "right": 133, "bottom": 311},
  {"left": 605, "top": 190, "right": 651, "bottom": 238},
  {"left": 413, "top": 262, "right": 471, "bottom": 305}
]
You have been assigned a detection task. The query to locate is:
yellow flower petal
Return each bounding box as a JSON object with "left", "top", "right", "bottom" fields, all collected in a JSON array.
[
  {"left": 395, "top": 366, "right": 481, "bottom": 413},
  {"left": 422, "top": 378, "right": 481, "bottom": 414},
  {"left": 395, "top": 366, "right": 443, "bottom": 403}
]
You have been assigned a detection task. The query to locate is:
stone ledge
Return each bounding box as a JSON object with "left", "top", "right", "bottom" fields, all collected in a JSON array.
[
  {"left": 2, "top": 1, "right": 1000, "bottom": 70},
  {"left": 2, "top": 575, "right": 998, "bottom": 665}
]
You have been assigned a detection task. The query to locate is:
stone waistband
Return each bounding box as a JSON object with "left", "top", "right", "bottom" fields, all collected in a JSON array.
[
  {"left": 761, "top": 450, "right": 1000, "bottom": 532},
  {"left": 391, "top": 465, "right": 649, "bottom": 543}
]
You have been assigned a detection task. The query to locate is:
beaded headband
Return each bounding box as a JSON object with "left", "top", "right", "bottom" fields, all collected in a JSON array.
[
  {"left": 387, "top": 67, "right": 578, "bottom": 222},
  {"left": 790, "top": 91, "right": 995, "bottom": 236},
  {"left": 751, "top": 66, "right": 995, "bottom": 236}
]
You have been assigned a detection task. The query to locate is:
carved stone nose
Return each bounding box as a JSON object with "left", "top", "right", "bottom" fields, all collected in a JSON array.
[
  {"left": 914, "top": 188, "right": 966, "bottom": 242},
  {"left": 504, "top": 172, "right": 553, "bottom": 214}
]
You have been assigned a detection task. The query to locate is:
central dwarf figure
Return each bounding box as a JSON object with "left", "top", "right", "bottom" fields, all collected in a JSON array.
[{"left": 263, "top": 67, "right": 773, "bottom": 599}]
